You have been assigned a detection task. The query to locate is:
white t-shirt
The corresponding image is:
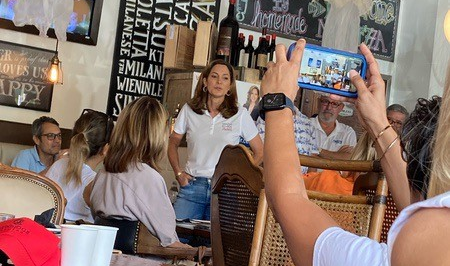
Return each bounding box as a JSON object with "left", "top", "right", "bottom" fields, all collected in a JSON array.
[
  {"left": 311, "top": 116, "right": 357, "bottom": 151},
  {"left": 313, "top": 191, "right": 450, "bottom": 266},
  {"left": 174, "top": 104, "right": 258, "bottom": 178},
  {"left": 46, "top": 158, "right": 95, "bottom": 222}
]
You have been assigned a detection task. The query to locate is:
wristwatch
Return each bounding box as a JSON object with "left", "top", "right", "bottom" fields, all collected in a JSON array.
[{"left": 259, "top": 93, "right": 295, "bottom": 120}]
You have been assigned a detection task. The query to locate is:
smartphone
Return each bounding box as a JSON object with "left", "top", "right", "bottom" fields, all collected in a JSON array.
[{"left": 287, "top": 43, "right": 367, "bottom": 98}]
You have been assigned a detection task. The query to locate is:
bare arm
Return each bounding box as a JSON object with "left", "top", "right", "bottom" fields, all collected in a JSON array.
[
  {"left": 248, "top": 134, "right": 264, "bottom": 165},
  {"left": 263, "top": 40, "right": 338, "bottom": 266},
  {"left": 168, "top": 132, "right": 192, "bottom": 187},
  {"left": 319, "top": 145, "right": 353, "bottom": 160},
  {"left": 391, "top": 208, "right": 450, "bottom": 266},
  {"left": 344, "top": 44, "right": 411, "bottom": 211}
]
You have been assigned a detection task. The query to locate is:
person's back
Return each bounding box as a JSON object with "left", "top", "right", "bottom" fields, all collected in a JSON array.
[
  {"left": 46, "top": 109, "right": 113, "bottom": 223},
  {"left": 90, "top": 96, "right": 188, "bottom": 249}
]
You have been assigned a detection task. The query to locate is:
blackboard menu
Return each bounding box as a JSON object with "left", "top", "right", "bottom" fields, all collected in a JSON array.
[
  {"left": 0, "top": 41, "right": 54, "bottom": 112},
  {"left": 235, "top": 0, "right": 399, "bottom": 61},
  {"left": 107, "top": 0, "right": 220, "bottom": 119}
]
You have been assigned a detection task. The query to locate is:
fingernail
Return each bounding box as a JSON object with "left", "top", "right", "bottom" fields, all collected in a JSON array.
[{"left": 349, "top": 70, "right": 358, "bottom": 78}]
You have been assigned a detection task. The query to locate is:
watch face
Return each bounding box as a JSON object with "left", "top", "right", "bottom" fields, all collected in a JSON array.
[{"left": 262, "top": 93, "right": 287, "bottom": 110}]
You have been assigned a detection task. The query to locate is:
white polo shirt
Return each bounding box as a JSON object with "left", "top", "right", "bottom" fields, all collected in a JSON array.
[
  {"left": 174, "top": 104, "right": 258, "bottom": 178},
  {"left": 311, "top": 116, "right": 357, "bottom": 151}
]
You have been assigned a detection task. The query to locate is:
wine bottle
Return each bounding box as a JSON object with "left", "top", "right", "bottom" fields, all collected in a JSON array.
[
  {"left": 243, "top": 35, "right": 254, "bottom": 68},
  {"left": 269, "top": 33, "right": 276, "bottom": 61},
  {"left": 253, "top": 37, "right": 263, "bottom": 69},
  {"left": 236, "top": 33, "right": 246, "bottom": 67},
  {"left": 169, "top": 103, "right": 180, "bottom": 134},
  {"left": 216, "top": 0, "right": 239, "bottom": 65}
]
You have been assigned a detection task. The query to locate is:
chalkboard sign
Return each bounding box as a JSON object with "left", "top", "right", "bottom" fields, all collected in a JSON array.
[
  {"left": 235, "top": 0, "right": 399, "bottom": 61},
  {"left": 106, "top": 0, "right": 220, "bottom": 119},
  {"left": 0, "top": 41, "right": 54, "bottom": 112}
]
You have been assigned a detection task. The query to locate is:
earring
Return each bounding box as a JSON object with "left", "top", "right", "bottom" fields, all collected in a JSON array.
[
  {"left": 202, "top": 86, "right": 207, "bottom": 92},
  {"left": 226, "top": 91, "right": 231, "bottom": 96}
]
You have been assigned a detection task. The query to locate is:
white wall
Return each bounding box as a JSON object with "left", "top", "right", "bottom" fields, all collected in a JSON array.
[
  {"left": 0, "top": 0, "right": 446, "bottom": 126},
  {"left": 0, "top": 0, "right": 120, "bottom": 129}
]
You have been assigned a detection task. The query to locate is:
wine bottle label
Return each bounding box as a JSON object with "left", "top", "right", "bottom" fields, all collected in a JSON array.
[
  {"left": 242, "top": 53, "right": 249, "bottom": 68},
  {"left": 238, "top": 50, "right": 246, "bottom": 67},
  {"left": 217, "top": 27, "right": 232, "bottom": 56},
  {"left": 257, "top": 54, "right": 268, "bottom": 67}
]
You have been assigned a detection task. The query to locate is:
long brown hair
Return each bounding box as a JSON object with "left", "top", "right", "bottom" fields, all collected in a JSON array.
[
  {"left": 65, "top": 110, "right": 114, "bottom": 186},
  {"left": 188, "top": 60, "right": 238, "bottom": 118},
  {"left": 104, "top": 96, "right": 168, "bottom": 173}
]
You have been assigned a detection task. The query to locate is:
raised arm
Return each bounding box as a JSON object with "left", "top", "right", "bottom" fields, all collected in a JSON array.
[
  {"left": 344, "top": 44, "right": 411, "bottom": 210},
  {"left": 262, "top": 39, "right": 338, "bottom": 266}
]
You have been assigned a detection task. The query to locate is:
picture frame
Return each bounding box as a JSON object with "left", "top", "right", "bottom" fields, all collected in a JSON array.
[
  {"left": 0, "top": 0, "right": 104, "bottom": 46},
  {"left": 0, "top": 40, "right": 55, "bottom": 112}
]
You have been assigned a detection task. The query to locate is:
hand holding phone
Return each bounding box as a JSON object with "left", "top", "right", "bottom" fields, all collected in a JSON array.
[{"left": 287, "top": 43, "right": 367, "bottom": 98}]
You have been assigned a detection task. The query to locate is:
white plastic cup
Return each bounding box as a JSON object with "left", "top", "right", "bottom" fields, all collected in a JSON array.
[
  {"left": 0, "top": 213, "right": 15, "bottom": 222},
  {"left": 81, "top": 224, "right": 118, "bottom": 266},
  {"left": 60, "top": 224, "right": 98, "bottom": 266}
]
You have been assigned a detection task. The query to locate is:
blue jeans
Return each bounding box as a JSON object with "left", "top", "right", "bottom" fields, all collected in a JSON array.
[{"left": 173, "top": 176, "right": 211, "bottom": 221}]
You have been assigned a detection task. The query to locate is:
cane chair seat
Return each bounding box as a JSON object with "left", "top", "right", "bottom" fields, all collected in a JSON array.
[{"left": 0, "top": 164, "right": 65, "bottom": 224}]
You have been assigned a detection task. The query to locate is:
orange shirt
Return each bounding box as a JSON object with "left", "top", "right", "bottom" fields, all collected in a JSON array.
[{"left": 303, "top": 170, "right": 356, "bottom": 195}]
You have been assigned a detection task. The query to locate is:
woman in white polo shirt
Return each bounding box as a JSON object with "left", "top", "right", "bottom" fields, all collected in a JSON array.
[{"left": 168, "top": 59, "right": 263, "bottom": 221}]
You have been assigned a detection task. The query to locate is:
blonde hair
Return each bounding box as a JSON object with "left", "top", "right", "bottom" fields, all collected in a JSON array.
[
  {"left": 350, "top": 132, "right": 376, "bottom": 161},
  {"left": 428, "top": 69, "right": 450, "bottom": 197},
  {"left": 65, "top": 110, "right": 113, "bottom": 186},
  {"left": 104, "top": 96, "right": 168, "bottom": 173}
]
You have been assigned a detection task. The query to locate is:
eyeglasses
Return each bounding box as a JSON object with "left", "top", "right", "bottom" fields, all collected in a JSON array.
[
  {"left": 41, "top": 133, "right": 62, "bottom": 141},
  {"left": 388, "top": 117, "right": 403, "bottom": 127},
  {"left": 320, "top": 99, "right": 342, "bottom": 109}
]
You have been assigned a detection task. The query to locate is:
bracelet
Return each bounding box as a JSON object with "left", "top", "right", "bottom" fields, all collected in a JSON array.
[
  {"left": 176, "top": 171, "right": 183, "bottom": 178},
  {"left": 375, "top": 124, "right": 392, "bottom": 142},
  {"left": 377, "top": 135, "right": 399, "bottom": 160}
]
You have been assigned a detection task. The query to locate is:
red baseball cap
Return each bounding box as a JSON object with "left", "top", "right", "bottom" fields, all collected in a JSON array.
[{"left": 0, "top": 218, "right": 60, "bottom": 266}]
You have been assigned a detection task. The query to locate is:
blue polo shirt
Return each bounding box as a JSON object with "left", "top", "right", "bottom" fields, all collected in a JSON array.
[{"left": 11, "top": 146, "right": 46, "bottom": 173}]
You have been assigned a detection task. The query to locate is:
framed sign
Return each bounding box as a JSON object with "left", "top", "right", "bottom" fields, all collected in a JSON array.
[
  {"left": 106, "top": 0, "right": 221, "bottom": 119},
  {"left": 0, "top": 0, "right": 104, "bottom": 45},
  {"left": 0, "top": 40, "right": 54, "bottom": 112},
  {"left": 235, "top": 0, "right": 400, "bottom": 61}
]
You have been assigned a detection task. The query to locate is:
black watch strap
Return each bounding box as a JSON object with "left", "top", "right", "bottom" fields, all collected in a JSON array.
[{"left": 259, "top": 93, "right": 295, "bottom": 121}]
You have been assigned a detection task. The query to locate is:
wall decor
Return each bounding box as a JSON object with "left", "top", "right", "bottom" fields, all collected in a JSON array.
[
  {"left": 235, "top": 0, "right": 400, "bottom": 61},
  {"left": 0, "top": 0, "right": 104, "bottom": 45},
  {"left": 106, "top": 0, "right": 220, "bottom": 119},
  {"left": 0, "top": 40, "right": 54, "bottom": 112}
]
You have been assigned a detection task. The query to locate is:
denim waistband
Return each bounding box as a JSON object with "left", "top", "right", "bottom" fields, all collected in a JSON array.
[{"left": 192, "top": 176, "right": 211, "bottom": 184}]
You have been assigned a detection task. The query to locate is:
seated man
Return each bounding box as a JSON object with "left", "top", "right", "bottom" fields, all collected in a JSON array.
[
  {"left": 311, "top": 95, "right": 357, "bottom": 160},
  {"left": 256, "top": 106, "right": 319, "bottom": 174},
  {"left": 387, "top": 103, "right": 409, "bottom": 135},
  {"left": 12, "top": 116, "right": 62, "bottom": 174}
]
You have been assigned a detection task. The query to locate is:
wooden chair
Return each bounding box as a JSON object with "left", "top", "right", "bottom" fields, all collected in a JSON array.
[
  {"left": 211, "top": 144, "right": 264, "bottom": 266},
  {"left": 0, "top": 164, "right": 65, "bottom": 224},
  {"left": 249, "top": 156, "right": 388, "bottom": 266},
  {"left": 353, "top": 172, "right": 399, "bottom": 243}
]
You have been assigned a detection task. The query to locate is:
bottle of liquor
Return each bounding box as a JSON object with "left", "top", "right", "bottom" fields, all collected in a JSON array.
[
  {"left": 169, "top": 103, "right": 180, "bottom": 134},
  {"left": 243, "top": 34, "right": 254, "bottom": 68},
  {"left": 236, "top": 33, "right": 246, "bottom": 67},
  {"left": 216, "top": 0, "right": 239, "bottom": 65},
  {"left": 269, "top": 33, "right": 276, "bottom": 61}
]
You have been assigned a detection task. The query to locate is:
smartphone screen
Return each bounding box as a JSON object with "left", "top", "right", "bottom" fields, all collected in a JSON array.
[{"left": 288, "top": 43, "right": 366, "bottom": 98}]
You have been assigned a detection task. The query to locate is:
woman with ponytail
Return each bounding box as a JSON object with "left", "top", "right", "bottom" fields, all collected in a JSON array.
[{"left": 46, "top": 109, "right": 114, "bottom": 223}]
